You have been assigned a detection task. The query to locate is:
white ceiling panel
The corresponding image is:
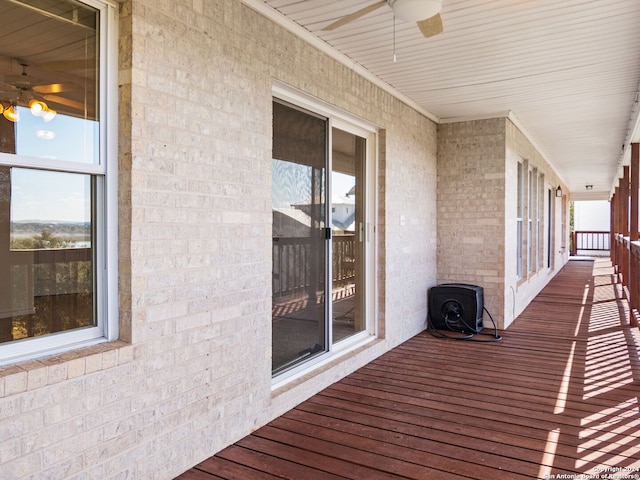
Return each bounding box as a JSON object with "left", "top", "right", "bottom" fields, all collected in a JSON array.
[{"left": 252, "top": 0, "right": 640, "bottom": 199}]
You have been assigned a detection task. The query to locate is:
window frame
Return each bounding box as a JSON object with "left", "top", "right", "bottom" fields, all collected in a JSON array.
[
  {"left": 0, "top": 0, "right": 119, "bottom": 365},
  {"left": 537, "top": 172, "right": 544, "bottom": 271},
  {"left": 516, "top": 161, "right": 524, "bottom": 279},
  {"left": 527, "top": 168, "right": 533, "bottom": 274}
]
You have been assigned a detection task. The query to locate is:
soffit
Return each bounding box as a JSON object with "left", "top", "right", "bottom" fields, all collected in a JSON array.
[{"left": 256, "top": 0, "right": 640, "bottom": 200}]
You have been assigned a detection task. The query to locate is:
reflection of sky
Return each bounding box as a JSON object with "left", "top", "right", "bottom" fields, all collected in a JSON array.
[
  {"left": 272, "top": 159, "right": 354, "bottom": 208},
  {"left": 11, "top": 168, "right": 91, "bottom": 223},
  {"left": 332, "top": 171, "right": 355, "bottom": 198},
  {"left": 15, "top": 106, "right": 98, "bottom": 164},
  {"left": 10, "top": 108, "right": 97, "bottom": 222}
]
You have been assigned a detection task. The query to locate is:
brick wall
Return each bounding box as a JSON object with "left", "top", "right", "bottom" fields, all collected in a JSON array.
[
  {"left": 0, "top": 1, "right": 438, "bottom": 478},
  {"left": 437, "top": 118, "right": 507, "bottom": 327},
  {"left": 437, "top": 117, "right": 568, "bottom": 330}
]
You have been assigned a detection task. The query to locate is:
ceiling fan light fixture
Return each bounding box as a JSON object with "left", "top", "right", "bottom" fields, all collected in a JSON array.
[
  {"left": 389, "top": 0, "right": 442, "bottom": 22},
  {"left": 29, "top": 99, "right": 47, "bottom": 116},
  {"left": 27, "top": 99, "right": 57, "bottom": 121},
  {"left": 42, "top": 108, "right": 57, "bottom": 122},
  {"left": 3, "top": 105, "right": 19, "bottom": 122}
]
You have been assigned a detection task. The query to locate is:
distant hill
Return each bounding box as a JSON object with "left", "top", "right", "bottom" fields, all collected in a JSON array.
[{"left": 11, "top": 221, "right": 91, "bottom": 241}]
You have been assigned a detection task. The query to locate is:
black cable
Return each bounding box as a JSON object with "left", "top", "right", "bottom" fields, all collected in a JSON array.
[
  {"left": 481, "top": 306, "right": 502, "bottom": 341},
  {"left": 427, "top": 306, "right": 502, "bottom": 342}
]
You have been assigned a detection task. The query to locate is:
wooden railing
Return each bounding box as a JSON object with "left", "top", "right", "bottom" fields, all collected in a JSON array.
[
  {"left": 570, "top": 230, "right": 610, "bottom": 256},
  {"left": 272, "top": 235, "right": 355, "bottom": 300},
  {"left": 611, "top": 143, "right": 639, "bottom": 328},
  {"left": 613, "top": 234, "right": 640, "bottom": 322}
]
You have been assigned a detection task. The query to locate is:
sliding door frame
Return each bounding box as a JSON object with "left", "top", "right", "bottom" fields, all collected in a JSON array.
[{"left": 272, "top": 82, "right": 379, "bottom": 385}]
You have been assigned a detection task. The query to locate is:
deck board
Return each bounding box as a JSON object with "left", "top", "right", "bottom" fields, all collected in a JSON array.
[{"left": 177, "top": 259, "right": 640, "bottom": 479}]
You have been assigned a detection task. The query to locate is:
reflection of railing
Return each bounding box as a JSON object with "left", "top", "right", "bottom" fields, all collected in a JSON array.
[
  {"left": 333, "top": 235, "right": 355, "bottom": 287},
  {"left": 571, "top": 231, "right": 610, "bottom": 256},
  {"left": 31, "top": 247, "right": 92, "bottom": 296},
  {"left": 272, "top": 235, "right": 355, "bottom": 299},
  {"left": 2, "top": 247, "right": 93, "bottom": 340}
]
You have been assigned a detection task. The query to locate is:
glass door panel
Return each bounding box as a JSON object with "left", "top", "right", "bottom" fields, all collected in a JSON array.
[
  {"left": 331, "top": 128, "right": 366, "bottom": 343},
  {"left": 272, "top": 101, "right": 327, "bottom": 375}
]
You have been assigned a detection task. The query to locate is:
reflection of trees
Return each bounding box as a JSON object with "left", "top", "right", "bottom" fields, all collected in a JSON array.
[{"left": 10, "top": 229, "right": 76, "bottom": 249}]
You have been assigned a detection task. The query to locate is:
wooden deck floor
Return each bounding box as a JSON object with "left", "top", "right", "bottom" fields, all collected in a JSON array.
[{"left": 177, "top": 259, "right": 640, "bottom": 480}]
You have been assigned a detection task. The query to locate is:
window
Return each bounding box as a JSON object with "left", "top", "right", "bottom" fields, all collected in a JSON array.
[
  {"left": 537, "top": 172, "right": 544, "bottom": 270},
  {"left": 547, "top": 187, "right": 554, "bottom": 268},
  {"left": 271, "top": 84, "right": 377, "bottom": 380},
  {"left": 0, "top": 0, "right": 117, "bottom": 365},
  {"left": 528, "top": 169, "right": 533, "bottom": 273},
  {"left": 516, "top": 161, "right": 524, "bottom": 279}
]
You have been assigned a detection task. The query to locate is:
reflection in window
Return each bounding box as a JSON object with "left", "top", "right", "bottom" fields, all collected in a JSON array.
[
  {"left": 0, "top": 0, "right": 111, "bottom": 363},
  {"left": 15, "top": 106, "right": 99, "bottom": 164},
  {"left": 0, "top": 0, "right": 99, "bottom": 164},
  {"left": 0, "top": 168, "right": 95, "bottom": 344}
]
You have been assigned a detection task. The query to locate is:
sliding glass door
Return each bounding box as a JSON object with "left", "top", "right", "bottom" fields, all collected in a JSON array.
[
  {"left": 272, "top": 100, "right": 371, "bottom": 376},
  {"left": 272, "top": 101, "right": 327, "bottom": 375},
  {"left": 331, "top": 128, "right": 366, "bottom": 344}
]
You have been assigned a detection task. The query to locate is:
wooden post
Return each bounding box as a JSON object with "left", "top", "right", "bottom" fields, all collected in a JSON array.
[
  {"left": 631, "top": 144, "right": 639, "bottom": 241},
  {"left": 630, "top": 144, "right": 640, "bottom": 317},
  {"left": 616, "top": 185, "right": 622, "bottom": 277},
  {"left": 610, "top": 193, "right": 616, "bottom": 266},
  {"left": 615, "top": 186, "right": 620, "bottom": 237},
  {"left": 623, "top": 167, "right": 630, "bottom": 238},
  {"left": 622, "top": 166, "right": 630, "bottom": 236}
]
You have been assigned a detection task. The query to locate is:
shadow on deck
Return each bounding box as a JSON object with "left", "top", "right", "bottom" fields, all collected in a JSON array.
[{"left": 177, "top": 258, "right": 640, "bottom": 479}]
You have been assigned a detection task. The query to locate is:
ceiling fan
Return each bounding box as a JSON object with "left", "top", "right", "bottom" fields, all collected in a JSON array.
[
  {"left": 323, "top": 0, "right": 444, "bottom": 38},
  {"left": 0, "top": 61, "right": 88, "bottom": 121}
]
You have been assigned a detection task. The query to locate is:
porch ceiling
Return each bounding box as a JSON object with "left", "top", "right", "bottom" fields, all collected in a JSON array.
[{"left": 248, "top": 0, "right": 640, "bottom": 201}]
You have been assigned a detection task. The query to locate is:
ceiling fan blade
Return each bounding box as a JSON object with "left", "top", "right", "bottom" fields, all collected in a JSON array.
[
  {"left": 40, "top": 59, "right": 96, "bottom": 71},
  {"left": 33, "top": 83, "right": 77, "bottom": 94},
  {"left": 417, "top": 13, "right": 443, "bottom": 38},
  {"left": 323, "top": 1, "right": 386, "bottom": 31},
  {"left": 0, "top": 82, "right": 18, "bottom": 92},
  {"left": 42, "top": 94, "right": 87, "bottom": 112}
]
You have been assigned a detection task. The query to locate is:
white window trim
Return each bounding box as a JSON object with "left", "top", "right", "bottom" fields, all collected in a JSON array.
[
  {"left": 0, "top": 0, "right": 118, "bottom": 366},
  {"left": 516, "top": 161, "right": 524, "bottom": 280},
  {"left": 527, "top": 168, "right": 534, "bottom": 274}
]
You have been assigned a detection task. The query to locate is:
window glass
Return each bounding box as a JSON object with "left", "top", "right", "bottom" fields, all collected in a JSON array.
[
  {"left": 272, "top": 101, "right": 328, "bottom": 375},
  {"left": 271, "top": 95, "right": 375, "bottom": 379},
  {"left": 0, "top": 0, "right": 106, "bottom": 360},
  {"left": 1, "top": 168, "right": 95, "bottom": 343},
  {"left": 0, "top": 0, "right": 99, "bottom": 165}
]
